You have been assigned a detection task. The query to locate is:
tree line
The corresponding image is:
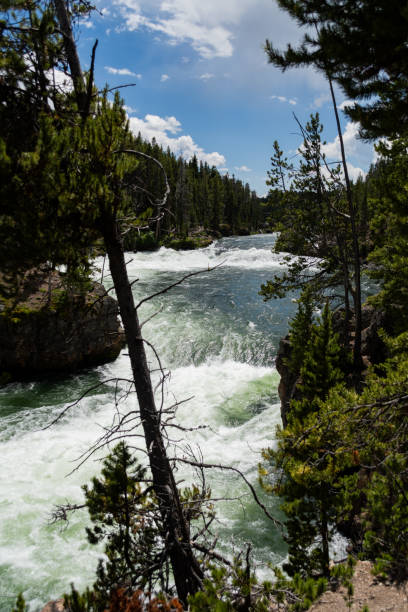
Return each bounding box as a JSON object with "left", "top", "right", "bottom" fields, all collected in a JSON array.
[
  {"left": 4, "top": 0, "right": 408, "bottom": 610},
  {"left": 127, "top": 135, "right": 263, "bottom": 249},
  {"left": 256, "top": 0, "right": 408, "bottom": 607}
]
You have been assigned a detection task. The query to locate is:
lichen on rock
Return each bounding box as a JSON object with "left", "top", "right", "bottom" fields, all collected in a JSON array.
[{"left": 0, "top": 270, "right": 125, "bottom": 382}]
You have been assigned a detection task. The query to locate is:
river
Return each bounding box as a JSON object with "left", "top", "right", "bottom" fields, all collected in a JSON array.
[{"left": 0, "top": 234, "right": 306, "bottom": 610}]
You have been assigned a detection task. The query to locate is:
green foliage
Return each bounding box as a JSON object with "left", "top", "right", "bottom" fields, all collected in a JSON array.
[
  {"left": 265, "top": 0, "right": 408, "bottom": 139},
  {"left": 82, "top": 442, "right": 164, "bottom": 599},
  {"left": 11, "top": 593, "right": 27, "bottom": 612},
  {"left": 266, "top": 140, "right": 293, "bottom": 193},
  {"left": 123, "top": 230, "right": 158, "bottom": 252},
  {"left": 188, "top": 555, "right": 270, "bottom": 612},
  {"left": 286, "top": 286, "right": 315, "bottom": 377},
  {"left": 291, "top": 301, "right": 345, "bottom": 418},
  {"left": 331, "top": 556, "right": 356, "bottom": 609},
  {"left": 264, "top": 330, "right": 408, "bottom": 584},
  {"left": 261, "top": 303, "right": 346, "bottom": 578},
  {"left": 64, "top": 584, "right": 98, "bottom": 612},
  {"left": 64, "top": 442, "right": 215, "bottom": 609},
  {"left": 270, "top": 567, "right": 327, "bottom": 611},
  {"left": 259, "top": 114, "right": 357, "bottom": 330},
  {"left": 367, "top": 138, "right": 408, "bottom": 332}
]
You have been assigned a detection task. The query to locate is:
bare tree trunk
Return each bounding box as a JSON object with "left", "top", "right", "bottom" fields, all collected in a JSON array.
[
  {"left": 52, "top": 0, "right": 87, "bottom": 116},
  {"left": 103, "top": 219, "right": 203, "bottom": 603},
  {"left": 320, "top": 502, "right": 330, "bottom": 578},
  {"left": 328, "top": 77, "right": 362, "bottom": 381}
]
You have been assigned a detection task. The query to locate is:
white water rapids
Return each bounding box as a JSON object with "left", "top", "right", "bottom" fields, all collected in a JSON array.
[{"left": 0, "top": 235, "right": 347, "bottom": 610}]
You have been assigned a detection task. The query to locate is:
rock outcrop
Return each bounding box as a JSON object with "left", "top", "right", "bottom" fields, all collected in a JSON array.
[{"left": 0, "top": 272, "right": 125, "bottom": 382}]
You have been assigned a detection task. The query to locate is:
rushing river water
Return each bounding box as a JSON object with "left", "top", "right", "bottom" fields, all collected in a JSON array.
[{"left": 0, "top": 234, "right": 314, "bottom": 610}]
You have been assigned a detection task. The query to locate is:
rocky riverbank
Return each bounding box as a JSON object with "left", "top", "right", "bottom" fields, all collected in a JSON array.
[{"left": 0, "top": 271, "right": 125, "bottom": 383}]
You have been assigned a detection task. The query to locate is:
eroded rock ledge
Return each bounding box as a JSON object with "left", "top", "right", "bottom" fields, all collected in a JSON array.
[{"left": 0, "top": 271, "right": 125, "bottom": 382}]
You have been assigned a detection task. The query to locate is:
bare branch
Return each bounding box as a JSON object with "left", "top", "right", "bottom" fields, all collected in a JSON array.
[
  {"left": 176, "top": 457, "right": 284, "bottom": 528},
  {"left": 136, "top": 263, "right": 224, "bottom": 310}
]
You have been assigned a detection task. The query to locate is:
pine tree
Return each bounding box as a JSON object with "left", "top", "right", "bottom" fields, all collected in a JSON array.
[
  {"left": 265, "top": 0, "right": 408, "bottom": 139},
  {"left": 287, "top": 285, "right": 315, "bottom": 377},
  {"left": 262, "top": 303, "right": 345, "bottom": 578},
  {"left": 367, "top": 137, "right": 408, "bottom": 332},
  {"left": 82, "top": 442, "right": 165, "bottom": 600}
]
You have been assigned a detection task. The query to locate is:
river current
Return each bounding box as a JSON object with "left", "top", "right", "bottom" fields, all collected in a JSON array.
[{"left": 0, "top": 234, "right": 312, "bottom": 610}]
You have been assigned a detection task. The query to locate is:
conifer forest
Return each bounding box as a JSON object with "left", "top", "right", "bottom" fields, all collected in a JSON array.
[{"left": 1, "top": 0, "right": 408, "bottom": 610}]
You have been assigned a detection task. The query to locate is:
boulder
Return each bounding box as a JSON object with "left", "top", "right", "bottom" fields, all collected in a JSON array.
[
  {"left": 40, "top": 600, "right": 66, "bottom": 612},
  {"left": 0, "top": 272, "right": 125, "bottom": 382}
]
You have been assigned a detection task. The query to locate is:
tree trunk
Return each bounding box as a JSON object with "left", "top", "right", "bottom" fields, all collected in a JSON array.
[
  {"left": 328, "top": 77, "right": 363, "bottom": 382},
  {"left": 103, "top": 220, "right": 203, "bottom": 603},
  {"left": 320, "top": 501, "right": 330, "bottom": 578},
  {"left": 52, "top": 0, "right": 87, "bottom": 116}
]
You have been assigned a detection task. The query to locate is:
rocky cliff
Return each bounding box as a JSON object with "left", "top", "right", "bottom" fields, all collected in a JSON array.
[{"left": 0, "top": 272, "right": 125, "bottom": 382}]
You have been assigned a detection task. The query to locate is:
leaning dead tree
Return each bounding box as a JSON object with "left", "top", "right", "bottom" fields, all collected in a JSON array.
[
  {"left": 50, "top": 3, "right": 282, "bottom": 604},
  {"left": 51, "top": 2, "right": 203, "bottom": 601}
]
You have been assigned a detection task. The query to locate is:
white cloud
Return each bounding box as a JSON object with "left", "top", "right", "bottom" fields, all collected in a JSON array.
[
  {"left": 346, "top": 164, "right": 365, "bottom": 181},
  {"left": 199, "top": 73, "right": 214, "bottom": 80},
  {"left": 338, "top": 99, "right": 353, "bottom": 111},
  {"left": 114, "top": 0, "right": 260, "bottom": 59},
  {"left": 270, "top": 95, "right": 297, "bottom": 105},
  {"left": 161, "top": 74, "right": 170, "bottom": 82},
  {"left": 47, "top": 68, "right": 73, "bottom": 92},
  {"left": 123, "top": 104, "right": 138, "bottom": 115},
  {"left": 311, "top": 92, "right": 331, "bottom": 108},
  {"left": 105, "top": 66, "right": 142, "bottom": 77},
  {"left": 321, "top": 121, "right": 374, "bottom": 180},
  {"left": 235, "top": 165, "right": 252, "bottom": 172},
  {"left": 322, "top": 121, "right": 360, "bottom": 159},
  {"left": 128, "top": 114, "right": 226, "bottom": 167},
  {"left": 81, "top": 20, "right": 95, "bottom": 29}
]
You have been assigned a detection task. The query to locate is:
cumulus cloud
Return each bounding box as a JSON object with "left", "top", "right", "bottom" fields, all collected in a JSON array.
[
  {"left": 199, "top": 73, "right": 215, "bottom": 80},
  {"left": 270, "top": 95, "right": 297, "bottom": 105},
  {"left": 46, "top": 67, "right": 73, "bottom": 93},
  {"left": 235, "top": 165, "right": 252, "bottom": 172},
  {"left": 321, "top": 121, "right": 372, "bottom": 180},
  {"left": 113, "top": 0, "right": 260, "bottom": 59},
  {"left": 338, "top": 99, "right": 353, "bottom": 111},
  {"left": 322, "top": 121, "right": 360, "bottom": 159},
  {"left": 311, "top": 92, "right": 331, "bottom": 108},
  {"left": 123, "top": 104, "right": 138, "bottom": 115},
  {"left": 105, "top": 66, "right": 142, "bottom": 77},
  {"left": 128, "top": 114, "right": 226, "bottom": 167},
  {"left": 160, "top": 74, "right": 170, "bottom": 82}
]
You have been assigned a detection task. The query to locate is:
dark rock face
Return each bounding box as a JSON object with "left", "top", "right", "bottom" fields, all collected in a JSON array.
[
  {"left": 275, "top": 305, "right": 388, "bottom": 425},
  {"left": 0, "top": 282, "right": 125, "bottom": 381},
  {"left": 275, "top": 336, "right": 298, "bottom": 428}
]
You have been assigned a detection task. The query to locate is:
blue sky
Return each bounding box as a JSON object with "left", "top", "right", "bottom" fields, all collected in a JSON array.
[{"left": 75, "top": 0, "right": 376, "bottom": 195}]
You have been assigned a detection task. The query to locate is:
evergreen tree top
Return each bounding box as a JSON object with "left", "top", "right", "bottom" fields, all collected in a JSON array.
[{"left": 266, "top": 0, "right": 408, "bottom": 139}]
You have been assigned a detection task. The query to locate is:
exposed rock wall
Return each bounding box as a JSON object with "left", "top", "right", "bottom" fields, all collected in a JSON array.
[{"left": 0, "top": 279, "right": 125, "bottom": 381}]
